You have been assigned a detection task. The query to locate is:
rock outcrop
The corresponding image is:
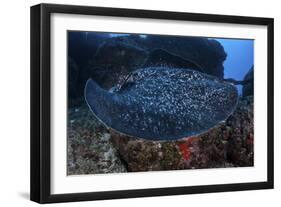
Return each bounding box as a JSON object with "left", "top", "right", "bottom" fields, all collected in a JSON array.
[
  {"left": 67, "top": 32, "right": 109, "bottom": 107},
  {"left": 242, "top": 66, "right": 254, "bottom": 97},
  {"left": 68, "top": 34, "right": 227, "bottom": 107}
]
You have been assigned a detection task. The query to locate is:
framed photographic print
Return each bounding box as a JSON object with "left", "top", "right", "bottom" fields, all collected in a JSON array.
[{"left": 30, "top": 3, "right": 274, "bottom": 203}]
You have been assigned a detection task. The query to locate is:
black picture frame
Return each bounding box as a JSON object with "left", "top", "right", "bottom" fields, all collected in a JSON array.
[{"left": 30, "top": 3, "right": 274, "bottom": 204}]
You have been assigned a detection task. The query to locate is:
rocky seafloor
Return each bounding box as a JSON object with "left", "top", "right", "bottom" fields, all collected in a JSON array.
[
  {"left": 67, "top": 33, "right": 254, "bottom": 175},
  {"left": 67, "top": 96, "right": 253, "bottom": 175}
]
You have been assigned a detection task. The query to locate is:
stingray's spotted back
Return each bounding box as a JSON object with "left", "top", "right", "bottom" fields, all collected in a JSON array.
[{"left": 85, "top": 67, "right": 238, "bottom": 141}]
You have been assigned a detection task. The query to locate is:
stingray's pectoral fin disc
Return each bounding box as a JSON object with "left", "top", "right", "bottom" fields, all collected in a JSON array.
[
  {"left": 84, "top": 67, "right": 239, "bottom": 141},
  {"left": 84, "top": 79, "right": 120, "bottom": 127}
]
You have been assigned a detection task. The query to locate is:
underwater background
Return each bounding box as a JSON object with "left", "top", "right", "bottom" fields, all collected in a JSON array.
[
  {"left": 67, "top": 31, "right": 254, "bottom": 175},
  {"left": 215, "top": 38, "right": 253, "bottom": 94}
]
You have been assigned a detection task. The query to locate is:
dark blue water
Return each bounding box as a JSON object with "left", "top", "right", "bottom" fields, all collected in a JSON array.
[{"left": 214, "top": 38, "right": 254, "bottom": 94}]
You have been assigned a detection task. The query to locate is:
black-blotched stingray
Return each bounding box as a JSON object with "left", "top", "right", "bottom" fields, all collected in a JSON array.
[{"left": 85, "top": 67, "right": 238, "bottom": 141}]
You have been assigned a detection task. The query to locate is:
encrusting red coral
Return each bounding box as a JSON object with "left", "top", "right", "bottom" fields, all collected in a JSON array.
[
  {"left": 177, "top": 137, "right": 200, "bottom": 160},
  {"left": 178, "top": 142, "right": 191, "bottom": 160}
]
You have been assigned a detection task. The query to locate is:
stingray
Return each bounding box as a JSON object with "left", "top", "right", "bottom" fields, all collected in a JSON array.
[{"left": 85, "top": 67, "right": 238, "bottom": 141}]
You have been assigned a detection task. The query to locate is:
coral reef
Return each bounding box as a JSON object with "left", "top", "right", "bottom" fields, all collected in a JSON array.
[
  {"left": 67, "top": 96, "right": 253, "bottom": 174},
  {"left": 67, "top": 32, "right": 253, "bottom": 175},
  {"left": 110, "top": 96, "right": 253, "bottom": 172},
  {"left": 67, "top": 106, "right": 126, "bottom": 175}
]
